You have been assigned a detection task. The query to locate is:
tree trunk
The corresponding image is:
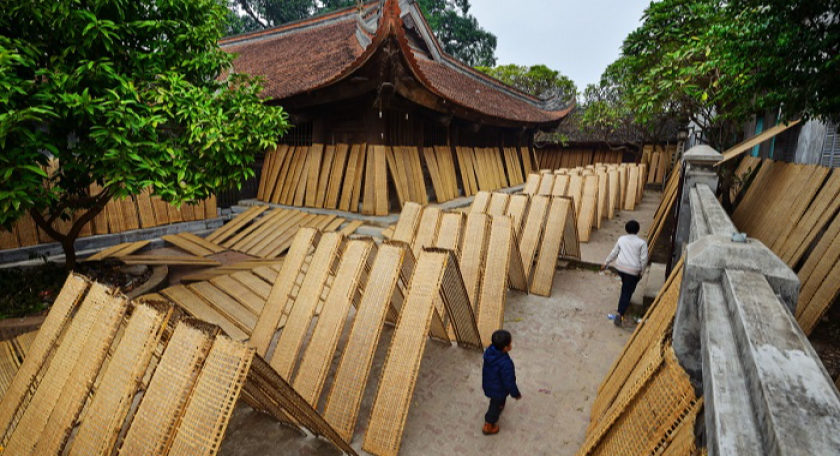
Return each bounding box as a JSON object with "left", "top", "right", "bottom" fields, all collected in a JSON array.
[
  {"left": 29, "top": 188, "right": 113, "bottom": 271},
  {"left": 61, "top": 238, "right": 78, "bottom": 270}
]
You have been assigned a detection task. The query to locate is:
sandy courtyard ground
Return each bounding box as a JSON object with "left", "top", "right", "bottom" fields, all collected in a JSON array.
[
  {"left": 219, "top": 266, "right": 632, "bottom": 456},
  {"left": 218, "top": 191, "right": 663, "bottom": 456}
]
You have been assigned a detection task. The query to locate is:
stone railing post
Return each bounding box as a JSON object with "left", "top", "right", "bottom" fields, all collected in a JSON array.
[{"left": 672, "top": 145, "right": 722, "bottom": 266}]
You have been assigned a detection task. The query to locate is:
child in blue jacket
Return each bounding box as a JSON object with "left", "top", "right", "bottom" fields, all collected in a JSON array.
[{"left": 481, "top": 329, "right": 522, "bottom": 435}]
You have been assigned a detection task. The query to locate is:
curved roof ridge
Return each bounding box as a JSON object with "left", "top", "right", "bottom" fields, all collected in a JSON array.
[{"left": 400, "top": 0, "right": 572, "bottom": 114}]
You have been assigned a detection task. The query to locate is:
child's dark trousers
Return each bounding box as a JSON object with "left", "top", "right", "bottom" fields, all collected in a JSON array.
[{"left": 484, "top": 397, "right": 507, "bottom": 424}]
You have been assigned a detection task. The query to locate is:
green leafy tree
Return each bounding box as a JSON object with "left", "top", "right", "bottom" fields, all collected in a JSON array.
[
  {"left": 474, "top": 64, "right": 576, "bottom": 102},
  {"left": 580, "top": 57, "right": 681, "bottom": 158},
  {"left": 714, "top": 0, "right": 840, "bottom": 122},
  {"left": 1, "top": 0, "right": 289, "bottom": 269},
  {"left": 224, "top": 0, "right": 315, "bottom": 35},
  {"left": 419, "top": 0, "right": 497, "bottom": 66},
  {"left": 225, "top": 0, "right": 498, "bottom": 66}
]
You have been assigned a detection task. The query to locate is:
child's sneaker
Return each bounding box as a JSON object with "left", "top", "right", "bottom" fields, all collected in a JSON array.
[
  {"left": 613, "top": 314, "right": 623, "bottom": 327},
  {"left": 482, "top": 423, "right": 500, "bottom": 435},
  {"left": 607, "top": 313, "right": 619, "bottom": 321}
]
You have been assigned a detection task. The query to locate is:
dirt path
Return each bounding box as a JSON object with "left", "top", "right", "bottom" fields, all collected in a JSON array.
[{"left": 220, "top": 266, "right": 631, "bottom": 456}]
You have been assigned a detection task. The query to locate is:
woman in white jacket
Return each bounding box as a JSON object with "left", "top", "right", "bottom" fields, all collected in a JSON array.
[{"left": 601, "top": 220, "right": 648, "bottom": 327}]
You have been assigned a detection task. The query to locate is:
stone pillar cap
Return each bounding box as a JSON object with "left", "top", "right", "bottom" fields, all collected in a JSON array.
[{"left": 684, "top": 145, "right": 722, "bottom": 164}]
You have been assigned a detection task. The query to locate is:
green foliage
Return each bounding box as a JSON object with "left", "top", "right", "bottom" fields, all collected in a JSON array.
[
  {"left": 1, "top": 0, "right": 289, "bottom": 266},
  {"left": 224, "top": 0, "right": 497, "bottom": 66},
  {"left": 714, "top": 0, "right": 840, "bottom": 122},
  {"left": 417, "top": 0, "right": 497, "bottom": 67},
  {"left": 475, "top": 64, "right": 576, "bottom": 102},
  {"left": 585, "top": 0, "right": 839, "bottom": 152}
]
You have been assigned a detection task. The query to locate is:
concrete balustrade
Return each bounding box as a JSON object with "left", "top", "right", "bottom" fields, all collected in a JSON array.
[{"left": 670, "top": 146, "right": 840, "bottom": 455}]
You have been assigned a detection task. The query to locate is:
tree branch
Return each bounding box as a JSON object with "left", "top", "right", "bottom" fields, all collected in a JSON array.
[
  {"left": 30, "top": 208, "right": 66, "bottom": 244},
  {"left": 237, "top": 0, "right": 267, "bottom": 28}
]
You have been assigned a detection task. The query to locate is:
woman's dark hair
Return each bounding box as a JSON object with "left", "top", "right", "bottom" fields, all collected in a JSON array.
[
  {"left": 491, "top": 329, "right": 512, "bottom": 350},
  {"left": 625, "top": 220, "right": 640, "bottom": 234}
]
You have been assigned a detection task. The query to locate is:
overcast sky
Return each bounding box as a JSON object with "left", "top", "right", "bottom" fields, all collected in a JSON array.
[{"left": 469, "top": 0, "right": 651, "bottom": 92}]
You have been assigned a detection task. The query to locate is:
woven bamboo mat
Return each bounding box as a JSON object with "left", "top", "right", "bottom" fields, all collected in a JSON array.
[
  {"left": 136, "top": 188, "right": 157, "bottom": 229},
  {"left": 459, "top": 213, "right": 491, "bottom": 308},
  {"left": 207, "top": 206, "right": 268, "bottom": 244},
  {"left": 745, "top": 164, "right": 816, "bottom": 247},
  {"left": 4, "top": 283, "right": 128, "bottom": 454},
  {"left": 579, "top": 347, "right": 697, "bottom": 456},
  {"left": 323, "top": 243, "right": 407, "bottom": 442},
  {"left": 531, "top": 197, "right": 573, "bottom": 296},
  {"left": 552, "top": 173, "right": 570, "bottom": 197},
  {"left": 180, "top": 259, "right": 283, "bottom": 282},
  {"left": 210, "top": 275, "right": 265, "bottom": 316},
  {"left": 293, "top": 239, "right": 374, "bottom": 406},
  {"left": 578, "top": 175, "right": 599, "bottom": 243},
  {"left": 646, "top": 165, "right": 681, "bottom": 258},
  {"left": 270, "top": 232, "right": 343, "bottom": 379},
  {"left": 487, "top": 192, "right": 511, "bottom": 216},
  {"left": 230, "top": 271, "right": 273, "bottom": 300},
  {"left": 411, "top": 207, "right": 441, "bottom": 259},
  {"left": 779, "top": 170, "right": 840, "bottom": 266},
  {"left": 765, "top": 165, "right": 828, "bottom": 248},
  {"left": 561, "top": 203, "right": 581, "bottom": 261},
  {"left": 797, "top": 206, "right": 840, "bottom": 297},
  {"left": 728, "top": 155, "right": 762, "bottom": 201},
  {"left": 119, "top": 320, "right": 217, "bottom": 455},
  {"left": 432, "top": 248, "right": 482, "bottom": 350},
  {"left": 363, "top": 249, "right": 449, "bottom": 456},
  {"left": 567, "top": 174, "right": 584, "bottom": 215},
  {"left": 623, "top": 166, "right": 639, "bottom": 211},
  {"left": 0, "top": 275, "right": 89, "bottom": 439},
  {"left": 470, "top": 191, "right": 492, "bottom": 214},
  {"left": 521, "top": 147, "right": 536, "bottom": 175},
  {"left": 85, "top": 240, "right": 150, "bottom": 261},
  {"left": 373, "top": 145, "right": 390, "bottom": 215},
  {"left": 519, "top": 195, "right": 550, "bottom": 280},
  {"left": 188, "top": 282, "right": 258, "bottom": 333},
  {"left": 250, "top": 228, "right": 319, "bottom": 355},
  {"left": 591, "top": 261, "right": 684, "bottom": 422},
  {"left": 477, "top": 216, "right": 516, "bottom": 346},
  {"left": 435, "top": 146, "right": 459, "bottom": 201},
  {"left": 225, "top": 209, "right": 295, "bottom": 251},
  {"left": 506, "top": 194, "right": 530, "bottom": 236},
  {"left": 616, "top": 166, "right": 627, "bottom": 210},
  {"left": 537, "top": 173, "right": 555, "bottom": 195},
  {"left": 798, "top": 242, "right": 840, "bottom": 335},
  {"left": 340, "top": 220, "right": 365, "bottom": 237},
  {"left": 596, "top": 171, "right": 608, "bottom": 228},
  {"left": 163, "top": 233, "right": 216, "bottom": 256},
  {"left": 67, "top": 302, "right": 171, "bottom": 456},
  {"left": 455, "top": 147, "right": 478, "bottom": 196},
  {"left": 169, "top": 336, "right": 254, "bottom": 456},
  {"left": 243, "top": 356, "right": 358, "bottom": 455},
  {"left": 732, "top": 159, "right": 776, "bottom": 228},
  {"left": 434, "top": 212, "right": 464, "bottom": 253},
  {"left": 523, "top": 173, "right": 541, "bottom": 194},
  {"left": 607, "top": 170, "right": 619, "bottom": 219},
  {"left": 636, "top": 164, "right": 646, "bottom": 203},
  {"left": 392, "top": 202, "right": 423, "bottom": 244},
  {"left": 161, "top": 285, "right": 248, "bottom": 341},
  {"left": 740, "top": 162, "right": 800, "bottom": 236},
  {"left": 660, "top": 398, "right": 703, "bottom": 456},
  {"left": 0, "top": 340, "right": 20, "bottom": 397}
]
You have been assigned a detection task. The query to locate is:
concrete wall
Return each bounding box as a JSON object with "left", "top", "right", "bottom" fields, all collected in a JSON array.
[
  {"left": 671, "top": 149, "right": 840, "bottom": 455},
  {"left": 794, "top": 120, "right": 826, "bottom": 165}
]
